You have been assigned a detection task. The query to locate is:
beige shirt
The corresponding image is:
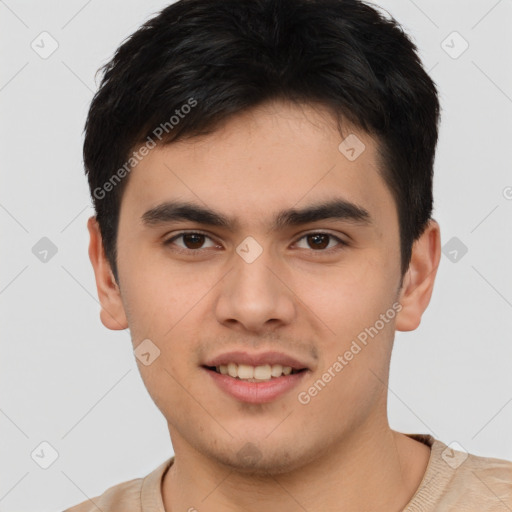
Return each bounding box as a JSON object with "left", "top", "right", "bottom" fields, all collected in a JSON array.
[{"left": 64, "top": 434, "right": 512, "bottom": 511}]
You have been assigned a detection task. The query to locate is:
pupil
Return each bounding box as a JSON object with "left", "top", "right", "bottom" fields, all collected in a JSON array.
[
  {"left": 184, "top": 234, "right": 204, "bottom": 249},
  {"left": 308, "top": 234, "right": 328, "bottom": 250}
]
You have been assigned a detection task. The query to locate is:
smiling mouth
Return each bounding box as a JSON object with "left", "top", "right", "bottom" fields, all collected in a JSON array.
[{"left": 203, "top": 364, "right": 307, "bottom": 382}]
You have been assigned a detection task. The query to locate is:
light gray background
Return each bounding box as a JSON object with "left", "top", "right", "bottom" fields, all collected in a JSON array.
[{"left": 1, "top": 0, "right": 511, "bottom": 510}]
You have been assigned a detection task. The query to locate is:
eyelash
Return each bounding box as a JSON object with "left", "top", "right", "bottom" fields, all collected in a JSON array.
[{"left": 163, "top": 230, "right": 349, "bottom": 256}]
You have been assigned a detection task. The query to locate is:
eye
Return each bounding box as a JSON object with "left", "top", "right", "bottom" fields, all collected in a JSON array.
[
  {"left": 163, "top": 231, "right": 348, "bottom": 255},
  {"left": 164, "top": 231, "right": 219, "bottom": 252},
  {"left": 294, "top": 232, "right": 347, "bottom": 252}
]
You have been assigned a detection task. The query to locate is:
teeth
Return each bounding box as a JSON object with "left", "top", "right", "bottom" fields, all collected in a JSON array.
[
  {"left": 271, "top": 364, "right": 283, "bottom": 377},
  {"left": 227, "top": 363, "right": 237, "bottom": 378},
  {"left": 238, "top": 364, "right": 254, "bottom": 379},
  {"left": 254, "top": 364, "right": 271, "bottom": 380},
  {"left": 216, "top": 363, "right": 298, "bottom": 381}
]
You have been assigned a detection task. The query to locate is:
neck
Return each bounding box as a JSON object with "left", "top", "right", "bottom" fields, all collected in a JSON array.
[{"left": 162, "top": 422, "right": 431, "bottom": 512}]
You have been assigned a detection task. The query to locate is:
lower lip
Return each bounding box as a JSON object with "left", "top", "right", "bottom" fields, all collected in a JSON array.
[{"left": 203, "top": 367, "right": 309, "bottom": 404}]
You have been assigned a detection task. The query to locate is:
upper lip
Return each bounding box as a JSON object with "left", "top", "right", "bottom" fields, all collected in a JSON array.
[{"left": 203, "top": 351, "right": 311, "bottom": 371}]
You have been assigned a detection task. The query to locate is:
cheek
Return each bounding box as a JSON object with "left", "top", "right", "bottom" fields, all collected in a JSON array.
[
  {"left": 294, "top": 255, "right": 395, "bottom": 331},
  {"left": 292, "top": 255, "right": 397, "bottom": 397},
  {"left": 136, "top": 358, "right": 187, "bottom": 426},
  {"left": 118, "top": 249, "right": 212, "bottom": 337}
]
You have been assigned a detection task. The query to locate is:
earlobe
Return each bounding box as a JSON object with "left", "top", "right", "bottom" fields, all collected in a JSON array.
[
  {"left": 395, "top": 219, "right": 441, "bottom": 332},
  {"left": 87, "top": 216, "right": 128, "bottom": 330}
]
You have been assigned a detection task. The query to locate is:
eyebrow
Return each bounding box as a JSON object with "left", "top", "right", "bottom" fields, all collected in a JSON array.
[{"left": 141, "top": 198, "right": 372, "bottom": 232}]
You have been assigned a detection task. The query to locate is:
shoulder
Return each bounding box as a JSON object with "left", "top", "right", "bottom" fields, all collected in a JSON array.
[
  {"left": 455, "top": 450, "right": 512, "bottom": 509},
  {"left": 436, "top": 440, "right": 512, "bottom": 510},
  {"left": 63, "top": 476, "right": 144, "bottom": 512},
  {"left": 62, "top": 457, "right": 173, "bottom": 512},
  {"left": 404, "top": 434, "right": 512, "bottom": 511}
]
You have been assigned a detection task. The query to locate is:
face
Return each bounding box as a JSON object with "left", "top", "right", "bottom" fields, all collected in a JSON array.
[{"left": 90, "top": 100, "right": 434, "bottom": 475}]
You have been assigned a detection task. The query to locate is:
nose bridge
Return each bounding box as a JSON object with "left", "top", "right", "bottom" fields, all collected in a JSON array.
[
  {"left": 234, "top": 249, "right": 274, "bottom": 294},
  {"left": 231, "top": 239, "right": 280, "bottom": 303},
  {"left": 215, "top": 237, "right": 295, "bottom": 329}
]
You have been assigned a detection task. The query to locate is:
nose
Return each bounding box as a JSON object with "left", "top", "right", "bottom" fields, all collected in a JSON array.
[{"left": 214, "top": 243, "right": 296, "bottom": 333}]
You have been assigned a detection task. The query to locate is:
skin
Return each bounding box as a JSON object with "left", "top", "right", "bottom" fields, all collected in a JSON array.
[{"left": 88, "top": 100, "right": 441, "bottom": 512}]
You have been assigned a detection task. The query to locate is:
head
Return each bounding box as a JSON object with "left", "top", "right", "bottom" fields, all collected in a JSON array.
[{"left": 86, "top": 0, "right": 441, "bottom": 474}]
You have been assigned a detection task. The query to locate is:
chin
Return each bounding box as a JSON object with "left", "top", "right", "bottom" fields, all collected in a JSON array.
[{"left": 207, "top": 442, "right": 316, "bottom": 476}]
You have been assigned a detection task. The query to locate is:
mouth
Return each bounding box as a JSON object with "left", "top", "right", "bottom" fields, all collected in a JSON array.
[
  {"left": 201, "top": 363, "right": 310, "bottom": 403},
  {"left": 203, "top": 364, "right": 307, "bottom": 383}
]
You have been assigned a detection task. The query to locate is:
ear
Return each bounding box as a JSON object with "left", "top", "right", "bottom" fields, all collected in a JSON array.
[
  {"left": 87, "top": 216, "right": 128, "bottom": 330},
  {"left": 395, "top": 219, "right": 441, "bottom": 332}
]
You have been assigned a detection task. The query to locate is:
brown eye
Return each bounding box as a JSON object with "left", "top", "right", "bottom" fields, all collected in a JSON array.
[
  {"left": 164, "top": 232, "right": 218, "bottom": 252},
  {"left": 295, "top": 232, "right": 347, "bottom": 252},
  {"left": 181, "top": 233, "right": 206, "bottom": 249},
  {"left": 307, "top": 234, "right": 329, "bottom": 250}
]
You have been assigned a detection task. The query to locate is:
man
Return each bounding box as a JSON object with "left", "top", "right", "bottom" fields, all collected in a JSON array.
[{"left": 65, "top": 0, "right": 512, "bottom": 510}]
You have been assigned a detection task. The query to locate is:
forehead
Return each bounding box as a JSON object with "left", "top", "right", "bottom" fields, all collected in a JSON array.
[{"left": 119, "top": 101, "right": 396, "bottom": 233}]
